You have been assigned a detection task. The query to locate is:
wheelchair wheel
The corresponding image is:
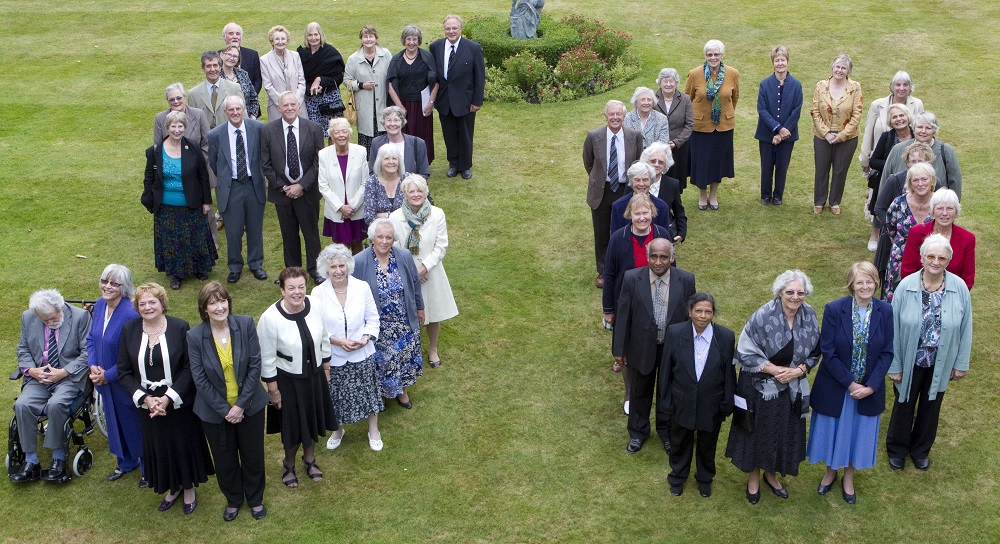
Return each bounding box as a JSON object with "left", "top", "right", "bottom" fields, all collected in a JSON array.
[
  {"left": 93, "top": 391, "right": 108, "bottom": 438},
  {"left": 73, "top": 448, "right": 93, "bottom": 477}
]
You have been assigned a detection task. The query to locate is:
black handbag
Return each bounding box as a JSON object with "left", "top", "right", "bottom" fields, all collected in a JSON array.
[{"left": 317, "top": 88, "right": 345, "bottom": 116}]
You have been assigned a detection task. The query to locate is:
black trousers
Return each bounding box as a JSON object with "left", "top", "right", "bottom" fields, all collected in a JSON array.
[
  {"left": 274, "top": 198, "right": 321, "bottom": 276},
  {"left": 886, "top": 365, "right": 945, "bottom": 461},
  {"left": 627, "top": 343, "right": 670, "bottom": 443},
  {"left": 439, "top": 110, "right": 476, "bottom": 171},
  {"left": 202, "top": 408, "right": 266, "bottom": 508},
  {"left": 667, "top": 420, "right": 722, "bottom": 486},
  {"left": 591, "top": 183, "right": 628, "bottom": 275},
  {"left": 759, "top": 139, "right": 795, "bottom": 201}
]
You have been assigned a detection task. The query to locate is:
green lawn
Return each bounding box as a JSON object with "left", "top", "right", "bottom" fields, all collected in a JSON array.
[{"left": 1, "top": 1, "right": 997, "bottom": 542}]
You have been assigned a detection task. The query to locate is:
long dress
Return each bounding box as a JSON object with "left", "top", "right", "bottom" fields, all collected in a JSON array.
[
  {"left": 883, "top": 194, "right": 932, "bottom": 301},
  {"left": 372, "top": 251, "right": 423, "bottom": 397}
]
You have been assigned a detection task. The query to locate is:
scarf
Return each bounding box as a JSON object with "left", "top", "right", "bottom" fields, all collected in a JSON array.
[
  {"left": 703, "top": 62, "right": 726, "bottom": 125},
  {"left": 402, "top": 200, "right": 432, "bottom": 255},
  {"left": 850, "top": 299, "right": 872, "bottom": 382}
]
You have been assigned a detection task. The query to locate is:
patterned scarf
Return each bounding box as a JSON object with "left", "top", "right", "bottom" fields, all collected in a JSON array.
[
  {"left": 703, "top": 62, "right": 726, "bottom": 125},
  {"left": 401, "top": 200, "right": 432, "bottom": 255},
  {"left": 850, "top": 298, "right": 872, "bottom": 382}
]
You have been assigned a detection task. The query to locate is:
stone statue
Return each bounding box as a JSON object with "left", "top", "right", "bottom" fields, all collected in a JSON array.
[{"left": 510, "top": 0, "right": 544, "bottom": 39}]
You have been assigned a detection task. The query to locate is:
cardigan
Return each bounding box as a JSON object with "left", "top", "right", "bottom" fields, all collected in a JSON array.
[
  {"left": 889, "top": 271, "right": 972, "bottom": 402},
  {"left": 601, "top": 224, "right": 670, "bottom": 314},
  {"left": 754, "top": 72, "right": 803, "bottom": 142},
  {"left": 310, "top": 277, "right": 380, "bottom": 366},
  {"left": 858, "top": 94, "right": 924, "bottom": 168},
  {"left": 685, "top": 64, "right": 739, "bottom": 133},
  {"left": 879, "top": 138, "right": 962, "bottom": 198},
  {"left": 810, "top": 77, "right": 863, "bottom": 141},
  {"left": 900, "top": 222, "right": 975, "bottom": 290},
  {"left": 141, "top": 137, "right": 212, "bottom": 214},
  {"left": 257, "top": 296, "right": 331, "bottom": 381},
  {"left": 353, "top": 247, "right": 425, "bottom": 333},
  {"left": 653, "top": 91, "right": 693, "bottom": 149}
]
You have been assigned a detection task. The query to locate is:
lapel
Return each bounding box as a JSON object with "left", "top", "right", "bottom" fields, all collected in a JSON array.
[
  {"left": 200, "top": 323, "right": 226, "bottom": 382},
  {"left": 222, "top": 125, "right": 234, "bottom": 164},
  {"left": 595, "top": 129, "right": 608, "bottom": 172},
  {"left": 638, "top": 268, "right": 656, "bottom": 321},
  {"left": 244, "top": 122, "right": 256, "bottom": 165},
  {"left": 665, "top": 271, "right": 684, "bottom": 324},
  {"left": 229, "top": 316, "right": 245, "bottom": 383},
  {"left": 272, "top": 121, "right": 288, "bottom": 173},
  {"left": 678, "top": 327, "right": 699, "bottom": 382},
  {"left": 54, "top": 304, "right": 75, "bottom": 358}
]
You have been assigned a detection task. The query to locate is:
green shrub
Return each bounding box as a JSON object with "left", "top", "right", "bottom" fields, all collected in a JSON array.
[
  {"left": 464, "top": 14, "right": 581, "bottom": 67},
  {"left": 484, "top": 65, "right": 525, "bottom": 103},
  {"left": 554, "top": 45, "right": 606, "bottom": 89},
  {"left": 561, "top": 15, "right": 631, "bottom": 63},
  {"left": 502, "top": 51, "right": 554, "bottom": 93}
]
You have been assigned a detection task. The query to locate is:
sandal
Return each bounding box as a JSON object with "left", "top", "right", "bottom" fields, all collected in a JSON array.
[
  {"left": 282, "top": 463, "right": 298, "bottom": 487},
  {"left": 303, "top": 457, "right": 323, "bottom": 481},
  {"left": 429, "top": 359, "right": 441, "bottom": 368}
]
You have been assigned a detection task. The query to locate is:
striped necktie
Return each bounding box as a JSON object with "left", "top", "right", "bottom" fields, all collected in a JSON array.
[
  {"left": 608, "top": 134, "right": 620, "bottom": 192},
  {"left": 47, "top": 328, "right": 60, "bottom": 369}
]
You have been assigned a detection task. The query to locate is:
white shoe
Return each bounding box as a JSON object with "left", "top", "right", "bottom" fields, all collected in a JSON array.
[
  {"left": 326, "top": 430, "right": 344, "bottom": 450},
  {"left": 623, "top": 401, "right": 630, "bottom": 416},
  {"left": 368, "top": 432, "right": 383, "bottom": 451},
  {"left": 867, "top": 239, "right": 878, "bottom": 251}
]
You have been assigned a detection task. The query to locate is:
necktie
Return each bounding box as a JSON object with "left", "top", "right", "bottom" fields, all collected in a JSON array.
[
  {"left": 448, "top": 44, "right": 457, "bottom": 79},
  {"left": 235, "top": 129, "right": 249, "bottom": 183},
  {"left": 653, "top": 277, "right": 666, "bottom": 343},
  {"left": 47, "top": 329, "right": 60, "bottom": 369},
  {"left": 287, "top": 126, "right": 300, "bottom": 180},
  {"left": 211, "top": 83, "right": 218, "bottom": 109},
  {"left": 608, "top": 134, "right": 620, "bottom": 192}
]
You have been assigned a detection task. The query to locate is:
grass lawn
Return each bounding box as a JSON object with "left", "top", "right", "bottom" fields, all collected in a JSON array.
[{"left": 1, "top": 1, "right": 997, "bottom": 542}]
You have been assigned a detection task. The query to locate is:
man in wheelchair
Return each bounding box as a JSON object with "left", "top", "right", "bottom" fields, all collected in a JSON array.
[{"left": 11, "top": 289, "right": 92, "bottom": 483}]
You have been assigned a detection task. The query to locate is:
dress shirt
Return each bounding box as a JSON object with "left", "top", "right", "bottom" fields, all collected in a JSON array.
[
  {"left": 606, "top": 127, "right": 625, "bottom": 183},
  {"left": 227, "top": 121, "right": 252, "bottom": 179},
  {"left": 649, "top": 268, "right": 671, "bottom": 343},
  {"left": 443, "top": 37, "right": 462, "bottom": 80},
  {"left": 282, "top": 118, "right": 302, "bottom": 183},
  {"left": 693, "top": 323, "right": 714, "bottom": 381}
]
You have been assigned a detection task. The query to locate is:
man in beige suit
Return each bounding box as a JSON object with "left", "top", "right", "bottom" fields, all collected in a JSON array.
[{"left": 188, "top": 51, "right": 243, "bottom": 129}]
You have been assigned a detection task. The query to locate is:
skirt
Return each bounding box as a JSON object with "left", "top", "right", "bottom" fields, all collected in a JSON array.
[
  {"left": 401, "top": 99, "right": 435, "bottom": 164},
  {"left": 304, "top": 92, "right": 342, "bottom": 137},
  {"left": 666, "top": 140, "right": 690, "bottom": 191},
  {"left": 329, "top": 355, "right": 385, "bottom": 425},
  {"left": 806, "top": 391, "right": 880, "bottom": 470},
  {"left": 276, "top": 367, "right": 338, "bottom": 451},
  {"left": 372, "top": 307, "right": 423, "bottom": 398},
  {"left": 137, "top": 404, "right": 214, "bottom": 494},
  {"left": 153, "top": 204, "right": 217, "bottom": 279},
  {"left": 323, "top": 217, "right": 366, "bottom": 244},
  {"left": 725, "top": 372, "right": 807, "bottom": 476},
  {"left": 688, "top": 130, "right": 735, "bottom": 189}
]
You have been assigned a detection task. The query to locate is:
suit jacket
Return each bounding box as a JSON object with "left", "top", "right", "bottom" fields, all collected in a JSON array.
[
  {"left": 240, "top": 46, "right": 263, "bottom": 94},
  {"left": 260, "top": 117, "right": 325, "bottom": 205},
  {"left": 810, "top": 77, "right": 863, "bottom": 141},
  {"left": 583, "top": 126, "right": 643, "bottom": 209},
  {"left": 611, "top": 265, "right": 696, "bottom": 376},
  {"left": 353, "top": 247, "right": 425, "bottom": 332},
  {"left": 207, "top": 119, "right": 266, "bottom": 213},
  {"left": 17, "top": 303, "right": 92, "bottom": 390},
  {"left": 685, "top": 65, "right": 740, "bottom": 132},
  {"left": 260, "top": 49, "right": 307, "bottom": 119},
  {"left": 117, "top": 315, "right": 194, "bottom": 409},
  {"left": 654, "top": 92, "right": 694, "bottom": 149},
  {"left": 659, "top": 321, "right": 736, "bottom": 431},
  {"left": 187, "top": 315, "right": 269, "bottom": 424},
  {"left": 811, "top": 297, "right": 894, "bottom": 417},
  {"left": 154, "top": 106, "right": 211, "bottom": 158},
  {"left": 754, "top": 73, "right": 803, "bottom": 142},
  {"left": 429, "top": 37, "right": 485, "bottom": 117},
  {"left": 318, "top": 143, "right": 369, "bottom": 222},
  {"left": 368, "top": 134, "right": 430, "bottom": 179},
  {"left": 142, "top": 136, "right": 212, "bottom": 214},
  {"left": 188, "top": 79, "right": 243, "bottom": 129},
  {"left": 602, "top": 224, "right": 672, "bottom": 314}
]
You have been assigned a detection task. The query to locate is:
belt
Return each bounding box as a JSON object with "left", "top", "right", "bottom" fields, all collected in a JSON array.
[{"left": 232, "top": 176, "right": 253, "bottom": 183}]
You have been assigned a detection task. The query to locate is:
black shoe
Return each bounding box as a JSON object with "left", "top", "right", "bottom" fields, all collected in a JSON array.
[
  {"left": 626, "top": 438, "right": 644, "bottom": 453},
  {"left": 227, "top": 271, "right": 241, "bottom": 283},
  {"left": 662, "top": 441, "right": 671, "bottom": 455},
  {"left": 398, "top": 398, "right": 412, "bottom": 409},
  {"left": 818, "top": 473, "right": 837, "bottom": 495},
  {"left": 912, "top": 457, "right": 930, "bottom": 471},
  {"left": 159, "top": 495, "right": 178, "bottom": 511},
  {"left": 195, "top": 273, "right": 209, "bottom": 280},
  {"left": 842, "top": 489, "right": 856, "bottom": 504},
  {"left": 10, "top": 461, "right": 41, "bottom": 483},
  {"left": 223, "top": 507, "right": 240, "bottom": 522},
  {"left": 41, "top": 459, "right": 67, "bottom": 482},
  {"left": 746, "top": 489, "right": 760, "bottom": 504},
  {"left": 461, "top": 170, "right": 472, "bottom": 180},
  {"left": 888, "top": 457, "right": 905, "bottom": 470},
  {"left": 669, "top": 484, "right": 683, "bottom": 496},
  {"left": 697, "top": 204, "right": 708, "bottom": 211},
  {"left": 698, "top": 482, "right": 712, "bottom": 497},
  {"left": 250, "top": 505, "right": 267, "bottom": 520},
  {"left": 139, "top": 477, "right": 150, "bottom": 489},
  {"left": 709, "top": 203, "right": 720, "bottom": 211},
  {"left": 274, "top": 278, "right": 281, "bottom": 285},
  {"left": 446, "top": 167, "right": 458, "bottom": 178},
  {"left": 761, "top": 198, "right": 771, "bottom": 205},
  {"left": 312, "top": 273, "right": 326, "bottom": 285},
  {"left": 764, "top": 477, "right": 788, "bottom": 499},
  {"left": 251, "top": 268, "right": 268, "bottom": 281},
  {"left": 772, "top": 198, "right": 783, "bottom": 206},
  {"left": 170, "top": 278, "right": 181, "bottom": 290},
  {"left": 108, "top": 469, "right": 130, "bottom": 482},
  {"left": 183, "top": 498, "right": 197, "bottom": 515}
]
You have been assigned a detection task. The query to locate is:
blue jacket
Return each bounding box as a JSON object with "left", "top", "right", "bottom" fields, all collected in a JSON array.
[{"left": 754, "top": 73, "right": 803, "bottom": 143}]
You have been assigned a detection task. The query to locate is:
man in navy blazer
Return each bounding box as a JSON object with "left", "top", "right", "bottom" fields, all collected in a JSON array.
[
  {"left": 612, "top": 238, "right": 695, "bottom": 454},
  {"left": 261, "top": 92, "right": 325, "bottom": 285},
  {"left": 11, "top": 289, "right": 92, "bottom": 483},
  {"left": 224, "top": 22, "right": 262, "bottom": 94},
  {"left": 430, "top": 14, "right": 485, "bottom": 180},
  {"left": 208, "top": 95, "right": 267, "bottom": 283}
]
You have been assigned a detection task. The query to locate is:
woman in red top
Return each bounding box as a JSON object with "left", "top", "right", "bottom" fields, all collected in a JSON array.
[{"left": 900, "top": 188, "right": 975, "bottom": 290}]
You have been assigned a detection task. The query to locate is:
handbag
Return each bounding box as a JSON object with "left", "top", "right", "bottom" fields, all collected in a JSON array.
[
  {"left": 342, "top": 84, "right": 358, "bottom": 126},
  {"left": 733, "top": 404, "right": 754, "bottom": 433},
  {"left": 317, "top": 87, "right": 345, "bottom": 116}
]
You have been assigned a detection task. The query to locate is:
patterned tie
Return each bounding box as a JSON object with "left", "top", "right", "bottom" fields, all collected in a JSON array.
[
  {"left": 287, "top": 125, "right": 300, "bottom": 180},
  {"left": 211, "top": 83, "right": 218, "bottom": 109},
  {"left": 653, "top": 277, "right": 666, "bottom": 343},
  {"left": 448, "top": 44, "right": 457, "bottom": 79},
  {"left": 235, "top": 129, "right": 249, "bottom": 183},
  {"left": 608, "top": 134, "right": 620, "bottom": 192},
  {"left": 47, "top": 328, "right": 60, "bottom": 369}
]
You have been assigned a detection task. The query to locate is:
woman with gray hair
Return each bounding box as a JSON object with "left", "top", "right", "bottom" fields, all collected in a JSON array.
[
  {"left": 353, "top": 218, "right": 425, "bottom": 408},
  {"left": 368, "top": 106, "right": 431, "bottom": 179},
  {"left": 319, "top": 117, "right": 368, "bottom": 254},
  {"left": 624, "top": 86, "right": 670, "bottom": 149},
  {"left": 311, "top": 245, "right": 385, "bottom": 451},
  {"left": 364, "top": 143, "right": 407, "bottom": 225},
  {"left": 654, "top": 68, "right": 693, "bottom": 190},
  {"left": 87, "top": 264, "right": 144, "bottom": 484},
  {"left": 883, "top": 162, "right": 935, "bottom": 301},
  {"left": 389, "top": 175, "right": 457, "bottom": 368},
  {"left": 345, "top": 24, "right": 391, "bottom": 154},
  {"left": 810, "top": 53, "right": 863, "bottom": 215},
  {"left": 387, "top": 25, "right": 438, "bottom": 164},
  {"left": 609, "top": 162, "right": 677, "bottom": 240},
  {"left": 886, "top": 233, "right": 972, "bottom": 471},
  {"left": 900, "top": 188, "right": 975, "bottom": 290},
  {"left": 879, "top": 111, "right": 962, "bottom": 198},
  {"left": 859, "top": 70, "right": 924, "bottom": 176},
  {"left": 726, "top": 270, "right": 820, "bottom": 504}
]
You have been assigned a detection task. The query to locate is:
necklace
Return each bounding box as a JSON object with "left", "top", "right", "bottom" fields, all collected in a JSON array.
[
  {"left": 403, "top": 50, "right": 417, "bottom": 61},
  {"left": 212, "top": 326, "right": 229, "bottom": 346},
  {"left": 143, "top": 319, "right": 165, "bottom": 367},
  {"left": 920, "top": 270, "right": 945, "bottom": 293}
]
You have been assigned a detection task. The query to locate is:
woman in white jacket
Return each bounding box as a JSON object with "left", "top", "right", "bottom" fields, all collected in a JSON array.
[{"left": 318, "top": 118, "right": 368, "bottom": 254}]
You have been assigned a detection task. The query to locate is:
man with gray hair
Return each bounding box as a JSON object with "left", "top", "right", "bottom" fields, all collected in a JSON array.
[
  {"left": 584, "top": 100, "right": 643, "bottom": 288},
  {"left": 11, "top": 290, "right": 92, "bottom": 483},
  {"left": 223, "top": 22, "right": 262, "bottom": 94}
]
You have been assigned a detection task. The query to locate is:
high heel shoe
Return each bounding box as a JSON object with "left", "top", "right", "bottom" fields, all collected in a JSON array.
[
  {"left": 818, "top": 473, "right": 837, "bottom": 495},
  {"left": 764, "top": 477, "right": 788, "bottom": 499}
]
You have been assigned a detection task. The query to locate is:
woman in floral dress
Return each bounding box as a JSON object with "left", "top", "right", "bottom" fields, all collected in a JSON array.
[{"left": 883, "top": 162, "right": 934, "bottom": 301}]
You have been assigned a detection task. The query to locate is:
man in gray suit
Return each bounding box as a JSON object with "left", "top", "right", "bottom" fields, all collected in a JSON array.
[
  {"left": 208, "top": 95, "right": 267, "bottom": 283},
  {"left": 11, "top": 289, "right": 92, "bottom": 483},
  {"left": 188, "top": 51, "right": 243, "bottom": 129},
  {"left": 261, "top": 91, "right": 325, "bottom": 284}
]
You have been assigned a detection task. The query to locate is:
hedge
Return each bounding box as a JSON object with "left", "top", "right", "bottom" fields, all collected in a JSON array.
[{"left": 463, "top": 14, "right": 582, "bottom": 67}]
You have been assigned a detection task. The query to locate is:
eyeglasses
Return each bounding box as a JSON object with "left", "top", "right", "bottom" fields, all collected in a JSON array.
[
  {"left": 783, "top": 290, "right": 806, "bottom": 298},
  {"left": 100, "top": 279, "right": 122, "bottom": 288},
  {"left": 167, "top": 96, "right": 184, "bottom": 103},
  {"left": 924, "top": 255, "right": 949, "bottom": 263}
]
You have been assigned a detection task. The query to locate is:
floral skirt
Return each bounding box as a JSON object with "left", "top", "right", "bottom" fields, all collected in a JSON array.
[
  {"left": 329, "top": 356, "right": 384, "bottom": 425},
  {"left": 373, "top": 310, "right": 423, "bottom": 398},
  {"left": 154, "top": 204, "right": 217, "bottom": 279}
]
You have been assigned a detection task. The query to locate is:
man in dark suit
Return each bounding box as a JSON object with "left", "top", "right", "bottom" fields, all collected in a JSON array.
[
  {"left": 224, "top": 22, "right": 262, "bottom": 94},
  {"left": 612, "top": 238, "right": 695, "bottom": 454},
  {"left": 430, "top": 14, "right": 485, "bottom": 180},
  {"left": 11, "top": 289, "right": 92, "bottom": 483},
  {"left": 207, "top": 95, "right": 267, "bottom": 284},
  {"left": 583, "top": 100, "right": 643, "bottom": 288},
  {"left": 659, "top": 293, "right": 736, "bottom": 497},
  {"left": 261, "top": 91, "right": 325, "bottom": 285}
]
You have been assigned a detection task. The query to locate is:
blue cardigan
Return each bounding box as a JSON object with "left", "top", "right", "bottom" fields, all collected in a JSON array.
[
  {"left": 810, "top": 296, "right": 894, "bottom": 417},
  {"left": 754, "top": 73, "right": 803, "bottom": 143}
]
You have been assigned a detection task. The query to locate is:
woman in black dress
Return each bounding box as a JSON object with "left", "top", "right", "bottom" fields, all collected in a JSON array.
[
  {"left": 117, "top": 283, "right": 214, "bottom": 514},
  {"left": 387, "top": 25, "right": 438, "bottom": 165}
]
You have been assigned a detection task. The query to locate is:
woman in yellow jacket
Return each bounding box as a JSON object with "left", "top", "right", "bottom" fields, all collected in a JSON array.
[{"left": 810, "top": 54, "right": 863, "bottom": 215}]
